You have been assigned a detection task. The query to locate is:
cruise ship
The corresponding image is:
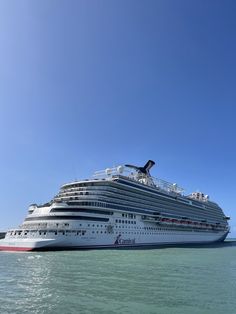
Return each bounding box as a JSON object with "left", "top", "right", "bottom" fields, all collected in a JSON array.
[{"left": 0, "top": 160, "right": 230, "bottom": 251}]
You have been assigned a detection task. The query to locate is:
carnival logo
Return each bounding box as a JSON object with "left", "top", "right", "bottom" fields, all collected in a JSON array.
[{"left": 114, "top": 234, "right": 135, "bottom": 245}]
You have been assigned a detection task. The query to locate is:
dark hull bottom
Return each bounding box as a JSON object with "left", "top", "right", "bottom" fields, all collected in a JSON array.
[{"left": 32, "top": 243, "right": 230, "bottom": 252}]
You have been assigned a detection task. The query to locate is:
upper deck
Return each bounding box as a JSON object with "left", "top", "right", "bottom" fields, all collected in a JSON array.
[
  {"left": 61, "top": 163, "right": 213, "bottom": 204},
  {"left": 94, "top": 165, "right": 185, "bottom": 195}
]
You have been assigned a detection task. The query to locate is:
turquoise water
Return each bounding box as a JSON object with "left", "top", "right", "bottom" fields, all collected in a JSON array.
[{"left": 0, "top": 241, "right": 236, "bottom": 314}]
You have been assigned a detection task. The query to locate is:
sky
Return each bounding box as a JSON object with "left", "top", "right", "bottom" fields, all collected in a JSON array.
[{"left": 0, "top": 0, "right": 235, "bottom": 236}]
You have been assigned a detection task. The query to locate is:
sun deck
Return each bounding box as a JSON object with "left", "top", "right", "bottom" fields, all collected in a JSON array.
[{"left": 93, "top": 166, "right": 185, "bottom": 195}]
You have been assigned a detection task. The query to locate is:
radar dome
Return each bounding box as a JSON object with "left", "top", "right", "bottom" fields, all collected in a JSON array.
[
  {"left": 117, "top": 166, "right": 124, "bottom": 173},
  {"left": 105, "top": 168, "right": 112, "bottom": 175}
]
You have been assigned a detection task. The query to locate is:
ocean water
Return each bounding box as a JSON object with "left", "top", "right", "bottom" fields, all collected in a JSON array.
[{"left": 0, "top": 241, "right": 236, "bottom": 314}]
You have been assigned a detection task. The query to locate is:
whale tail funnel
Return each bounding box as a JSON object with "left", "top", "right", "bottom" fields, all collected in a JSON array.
[{"left": 125, "top": 160, "right": 155, "bottom": 176}]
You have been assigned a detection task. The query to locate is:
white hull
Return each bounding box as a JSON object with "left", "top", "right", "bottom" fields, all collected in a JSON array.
[{"left": 0, "top": 230, "right": 228, "bottom": 251}]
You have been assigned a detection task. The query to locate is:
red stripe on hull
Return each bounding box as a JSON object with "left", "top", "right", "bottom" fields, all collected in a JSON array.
[{"left": 0, "top": 246, "right": 34, "bottom": 252}]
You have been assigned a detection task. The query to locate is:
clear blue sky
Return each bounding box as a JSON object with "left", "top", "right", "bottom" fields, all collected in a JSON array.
[{"left": 0, "top": 0, "right": 235, "bottom": 236}]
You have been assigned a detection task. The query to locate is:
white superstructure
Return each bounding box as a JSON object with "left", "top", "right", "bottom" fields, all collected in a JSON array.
[{"left": 0, "top": 160, "right": 230, "bottom": 251}]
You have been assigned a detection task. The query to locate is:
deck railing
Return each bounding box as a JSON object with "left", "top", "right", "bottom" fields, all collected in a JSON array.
[{"left": 93, "top": 166, "right": 184, "bottom": 195}]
